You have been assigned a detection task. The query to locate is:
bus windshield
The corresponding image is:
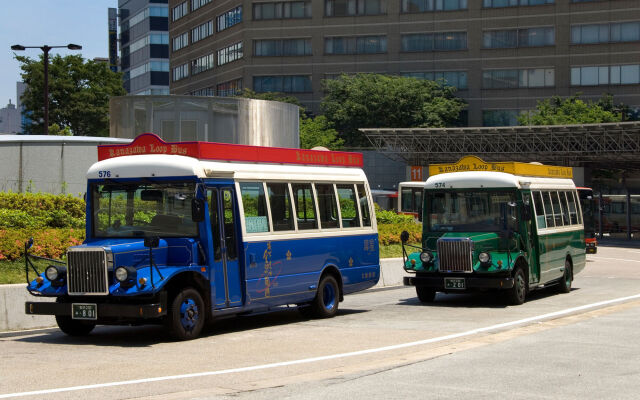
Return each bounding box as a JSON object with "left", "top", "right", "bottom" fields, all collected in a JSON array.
[
  {"left": 427, "top": 191, "right": 516, "bottom": 232},
  {"left": 92, "top": 182, "right": 198, "bottom": 238}
]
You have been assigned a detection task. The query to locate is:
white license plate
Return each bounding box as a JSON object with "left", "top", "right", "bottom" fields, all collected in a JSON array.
[
  {"left": 72, "top": 303, "right": 97, "bottom": 320},
  {"left": 444, "top": 277, "right": 465, "bottom": 290}
]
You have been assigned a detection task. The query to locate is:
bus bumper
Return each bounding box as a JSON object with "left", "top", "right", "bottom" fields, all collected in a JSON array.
[
  {"left": 25, "top": 300, "right": 167, "bottom": 319},
  {"left": 403, "top": 275, "right": 514, "bottom": 290}
]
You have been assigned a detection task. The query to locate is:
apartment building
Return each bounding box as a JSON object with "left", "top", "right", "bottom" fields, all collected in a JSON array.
[{"left": 168, "top": 0, "right": 640, "bottom": 126}]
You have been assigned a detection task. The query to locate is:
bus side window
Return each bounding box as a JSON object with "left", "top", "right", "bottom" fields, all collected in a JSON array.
[
  {"left": 532, "top": 191, "right": 546, "bottom": 229},
  {"left": 336, "top": 184, "right": 361, "bottom": 228},
  {"left": 292, "top": 183, "right": 318, "bottom": 230},
  {"left": 565, "top": 191, "right": 578, "bottom": 225},
  {"left": 315, "top": 183, "right": 339, "bottom": 229},
  {"left": 401, "top": 187, "right": 413, "bottom": 212},
  {"left": 558, "top": 191, "right": 571, "bottom": 226},
  {"left": 413, "top": 189, "right": 423, "bottom": 220},
  {"left": 239, "top": 182, "right": 270, "bottom": 233},
  {"left": 357, "top": 184, "right": 372, "bottom": 227},
  {"left": 542, "top": 191, "right": 555, "bottom": 228},
  {"left": 551, "top": 191, "right": 564, "bottom": 227},
  {"left": 266, "top": 182, "right": 294, "bottom": 232}
]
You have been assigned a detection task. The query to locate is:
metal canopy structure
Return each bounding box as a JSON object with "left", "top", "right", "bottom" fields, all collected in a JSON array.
[{"left": 361, "top": 122, "right": 640, "bottom": 169}]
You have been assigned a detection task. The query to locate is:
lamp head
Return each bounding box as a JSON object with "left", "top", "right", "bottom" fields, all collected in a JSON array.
[
  {"left": 67, "top": 44, "right": 82, "bottom": 50},
  {"left": 11, "top": 45, "right": 25, "bottom": 51}
]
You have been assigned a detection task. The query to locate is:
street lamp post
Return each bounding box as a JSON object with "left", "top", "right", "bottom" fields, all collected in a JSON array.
[{"left": 10, "top": 43, "right": 82, "bottom": 135}]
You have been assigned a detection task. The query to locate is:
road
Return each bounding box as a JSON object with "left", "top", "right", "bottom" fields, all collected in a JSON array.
[{"left": 1, "top": 245, "right": 639, "bottom": 399}]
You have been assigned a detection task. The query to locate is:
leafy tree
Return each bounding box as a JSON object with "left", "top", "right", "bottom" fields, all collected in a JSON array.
[
  {"left": 321, "top": 74, "right": 467, "bottom": 147},
  {"left": 16, "top": 54, "right": 126, "bottom": 136},
  {"left": 238, "top": 88, "right": 343, "bottom": 149},
  {"left": 518, "top": 94, "right": 622, "bottom": 126},
  {"left": 300, "top": 115, "right": 343, "bottom": 150}
]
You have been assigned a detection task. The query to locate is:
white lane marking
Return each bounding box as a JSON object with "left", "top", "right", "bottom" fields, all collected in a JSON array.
[
  {"left": 2, "top": 293, "right": 640, "bottom": 399},
  {"left": 595, "top": 257, "right": 640, "bottom": 263}
]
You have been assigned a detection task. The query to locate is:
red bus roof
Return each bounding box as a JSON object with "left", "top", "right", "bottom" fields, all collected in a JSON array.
[{"left": 97, "top": 133, "right": 363, "bottom": 168}]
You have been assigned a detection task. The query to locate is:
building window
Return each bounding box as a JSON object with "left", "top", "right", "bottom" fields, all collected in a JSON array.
[
  {"left": 401, "top": 71, "right": 468, "bottom": 89},
  {"left": 217, "top": 6, "right": 242, "bottom": 32},
  {"left": 173, "top": 63, "right": 189, "bottom": 82},
  {"left": 191, "top": 88, "right": 215, "bottom": 96},
  {"left": 191, "top": 20, "right": 213, "bottom": 43},
  {"left": 325, "top": 0, "right": 386, "bottom": 16},
  {"left": 191, "top": 0, "right": 211, "bottom": 11},
  {"left": 217, "top": 78, "right": 243, "bottom": 96},
  {"left": 125, "top": 6, "right": 168, "bottom": 30},
  {"left": 128, "top": 33, "right": 169, "bottom": 54},
  {"left": 130, "top": 61, "right": 169, "bottom": 79},
  {"left": 571, "top": 65, "right": 640, "bottom": 86},
  {"left": 172, "top": 32, "right": 189, "bottom": 51},
  {"left": 172, "top": 2, "right": 188, "bottom": 21},
  {"left": 401, "top": 32, "right": 467, "bottom": 52},
  {"left": 325, "top": 36, "right": 387, "bottom": 54},
  {"left": 483, "top": 27, "right": 554, "bottom": 48},
  {"left": 217, "top": 42, "right": 243, "bottom": 66},
  {"left": 571, "top": 22, "right": 640, "bottom": 44},
  {"left": 483, "top": 110, "right": 523, "bottom": 126},
  {"left": 402, "top": 0, "right": 467, "bottom": 13},
  {"left": 483, "top": 68, "right": 554, "bottom": 88},
  {"left": 483, "top": 0, "right": 553, "bottom": 7},
  {"left": 255, "top": 39, "right": 312, "bottom": 56},
  {"left": 253, "top": 1, "right": 312, "bottom": 20},
  {"left": 191, "top": 53, "right": 214, "bottom": 75},
  {"left": 253, "top": 75, "right": 312, "bottom": 93}
]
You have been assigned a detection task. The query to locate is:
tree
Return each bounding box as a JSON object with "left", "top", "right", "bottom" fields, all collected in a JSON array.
[
  {"left": 237, "top": 89, "right": 343, "bottom": 149},
  {"left": 16, "top": 54, "right": 126, "bottom": 136},
  {"left": 518, "top": 94, "right": 622, "bottom": 126},
  {"left": 300, "top": 115, "right": 343, "bottom": 150},
  {"left": 321, "top": 74, "right": 467, "bottom": 147}
]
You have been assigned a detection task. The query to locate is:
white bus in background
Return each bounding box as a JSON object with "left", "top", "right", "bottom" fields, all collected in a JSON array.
[{"left": 398, "top": 181, "right": 424, "bottom": 221}]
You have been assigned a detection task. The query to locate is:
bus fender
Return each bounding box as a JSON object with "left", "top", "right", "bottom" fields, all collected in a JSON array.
[{"left": 319, "top": 264, "right": 344, "bottom": 302}]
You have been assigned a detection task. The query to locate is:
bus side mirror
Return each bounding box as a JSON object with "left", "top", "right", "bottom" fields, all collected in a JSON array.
[
  {"left": 400, "top": 230, "right": 410, "bottom": 244},
  {"left": 191, "top": 198, "right": 205, "bottom": 222}
]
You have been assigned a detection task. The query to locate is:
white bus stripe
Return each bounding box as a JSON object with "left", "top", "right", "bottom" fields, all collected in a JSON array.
[{"left": 2, "top": 293, "right": 640, "bottom": 399}]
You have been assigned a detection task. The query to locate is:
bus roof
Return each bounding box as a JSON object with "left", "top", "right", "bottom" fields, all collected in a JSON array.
[
  {"left": 97, "top": 133, "right": 363, "bottom": 168},
  {"left": 425, "top": 171, "right": 576, "bottom": 190},
  {"left": 428, "top": 155, "right": 572, "bottom": 179}
]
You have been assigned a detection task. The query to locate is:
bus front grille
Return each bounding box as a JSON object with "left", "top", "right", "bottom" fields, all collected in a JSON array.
[
  {"left": 67, "top": 249, "right": 109, "bottom": 295},
  {"left": 437, "top": 238, "right": 473, "bottom": 273}
]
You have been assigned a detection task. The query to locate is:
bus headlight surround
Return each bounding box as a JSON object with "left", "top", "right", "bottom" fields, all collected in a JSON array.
[
  {"left": 420, "top": 251, "right": 433, "bottom": 263},
  {"left": 478, "top": 252, "right": 491, "bottom": 264},
  {"left": 115, "top": 267, "right": 129, "bottom": 282}
]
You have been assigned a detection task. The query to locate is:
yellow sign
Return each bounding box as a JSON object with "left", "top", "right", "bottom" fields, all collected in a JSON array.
[{"left": 428, "top": 156, "right": 572, "bottom": 179}]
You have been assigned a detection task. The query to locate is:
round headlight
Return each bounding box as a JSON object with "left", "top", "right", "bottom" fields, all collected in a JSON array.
[
  {"left": 478, "top": 252, "right": 491, "bottom": 263},
  {"left": 45, "top": 266, "right": 59, "bottom": 281},
  {"left": 420, "top": 252, "right": 432, "bottom": 263},
  {"left": 115, "top": 267, "right": 129, "bottom": 282}
]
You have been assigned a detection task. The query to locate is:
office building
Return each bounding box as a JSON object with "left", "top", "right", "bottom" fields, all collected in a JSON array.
[
  {"left": 168, "top": 0, "right": 640, "bottom": 126},
  {"left": 119, "top": 0, "right": 170, "bottom": 95}
]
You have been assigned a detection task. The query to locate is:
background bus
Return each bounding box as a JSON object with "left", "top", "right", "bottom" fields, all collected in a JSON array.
[{"left": 398, "top": 181, "right": 424, "bottom": 221}]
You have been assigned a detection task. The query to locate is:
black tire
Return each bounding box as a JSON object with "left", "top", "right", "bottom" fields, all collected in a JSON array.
[
  {"left": 506, "top": 267, "right": 527, "bottom": 305},
  {"left": 55, "top": 315, "right": 95, "bottom": 336},
  {"left": 558, "top": 259, "right": 572, "bottom": 293},
  {"left": 416, "top": 286, "right": 436, "bottom": 303},
  {"left": 306, "top": 275, "right": 340, "bottom": 318},
  {"left": 165, "top": 287, "right": 206, "bottom": 340}
]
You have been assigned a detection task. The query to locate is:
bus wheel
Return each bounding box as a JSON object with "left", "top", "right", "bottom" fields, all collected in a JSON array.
[
  {"left": 166, "top": 287, "right": 205, "bottom": 340},
  {"left": 558, "top": 260, "right": 572, "bottom": 293},
  {"left": 308, "top": 275, "right": 340, "bottom": 318},
  {"left": 55, "top": 315, "right": 95, "bottom": 336},
  {"left": 506, "top": 267, "right": 527, "bottom": 305},
  {"left": 416, "top": 286, "right": 436, "bottom": 303}
]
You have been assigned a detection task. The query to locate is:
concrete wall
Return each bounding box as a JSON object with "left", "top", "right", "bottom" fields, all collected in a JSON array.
[
  {"left": 0, "top": 136, "right": 130, "bottom": 195},
  {"left": 0, "top": 258, "right": 407, "bottom": 332}
]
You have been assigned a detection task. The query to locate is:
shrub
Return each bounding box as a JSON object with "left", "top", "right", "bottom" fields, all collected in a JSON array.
[
  {"left": 0, "top": 228, "right": 85, "bottom": 261},
  {"left": 0, "top": 192, "right": 85, "bottom": 220}
]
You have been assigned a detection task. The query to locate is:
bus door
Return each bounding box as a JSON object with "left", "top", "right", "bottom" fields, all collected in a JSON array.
[
  {"left": 207, "top": 186, "right": 243, "bottom": 309},
  {"left": 522, "top": 193, "right": 539, "bottom": 284}
]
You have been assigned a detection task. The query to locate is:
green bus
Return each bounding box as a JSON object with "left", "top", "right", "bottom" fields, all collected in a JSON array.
[{"left": 402, "top": 156, "right": 586, "bottom": 305}]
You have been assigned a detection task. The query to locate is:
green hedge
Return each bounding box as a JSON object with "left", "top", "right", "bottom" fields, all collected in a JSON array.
[{"left": 0, "top": 192, "right": 85, "bottom": 229}]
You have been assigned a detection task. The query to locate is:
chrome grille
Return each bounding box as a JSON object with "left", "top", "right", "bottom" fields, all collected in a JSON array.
[
  {"left": 67, "top": 248, "right": 109, "bottom": 295},
  {"left": 437, "top": 238, "right": 473, "bottom": 273}
]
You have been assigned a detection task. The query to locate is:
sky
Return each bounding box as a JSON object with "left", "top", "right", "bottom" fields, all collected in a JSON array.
[{"left": 0, "top": 0, "right": 117, "bottom": 107}]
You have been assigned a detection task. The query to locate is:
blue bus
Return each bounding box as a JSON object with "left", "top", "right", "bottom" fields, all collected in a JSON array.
[{"left": 25, "top": 134, "right": 380, "bottom": 340}]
